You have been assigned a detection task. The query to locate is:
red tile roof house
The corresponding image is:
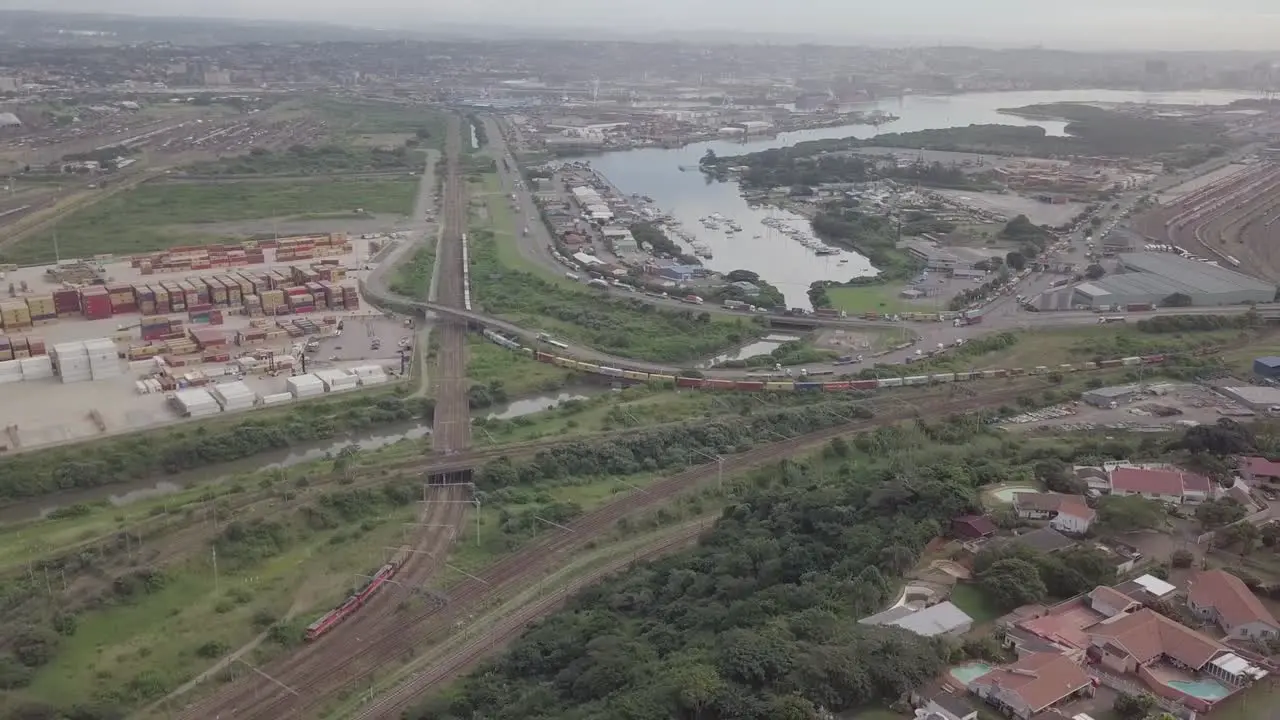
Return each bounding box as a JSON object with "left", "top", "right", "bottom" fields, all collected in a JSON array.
[
  {"left": 1013, "top": 493, "right": 1097, "bottom": 534},
  {"left": 1108, "top": 467, "right": 1211, "bottom": 504},
  {"left": 1186, "top": 569, "right": 1280, "bottom": 642},
  {"left": 1239, "top": 456, "right": 1280, "bottom": 485},
  {"left": 967, "top": 652, "right": 1094, "bottom": 720},
  {"left": 951, "top": 514, "right": 997, "bottom": 540},
  {"left": 1086, "top": 608, "right": 1268, "bottom": 713}
]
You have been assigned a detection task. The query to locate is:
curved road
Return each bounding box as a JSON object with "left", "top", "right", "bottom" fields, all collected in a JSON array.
[{"left": 360, "top": 116, "right": 1276, "bottom": 379}]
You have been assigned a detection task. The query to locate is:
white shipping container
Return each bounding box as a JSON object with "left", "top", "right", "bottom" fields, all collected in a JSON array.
[
  {"left": 19, "top": 356, "right": 53, "bottom": 379},
  {"left": 357, "top": 372, "right": 388, "bottom": 386},
  {"left": 261, "top": 392, "right": 293, "bottom": 405},
  {"left": 287, "top": 374, "right": 326, "bottom": 398}
]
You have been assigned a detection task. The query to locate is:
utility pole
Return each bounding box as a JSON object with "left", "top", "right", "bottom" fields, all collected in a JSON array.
[{"left": 212, "top": 546, "right": 219, "bottom": 596}]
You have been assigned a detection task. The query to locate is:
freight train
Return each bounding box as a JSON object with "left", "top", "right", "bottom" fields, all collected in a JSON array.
[
  {"left": 479, "top": 328, "right": 1170, "bottom": 392},
  {"left": 304, "top": 546, "right": 410, "bottom": 641}
]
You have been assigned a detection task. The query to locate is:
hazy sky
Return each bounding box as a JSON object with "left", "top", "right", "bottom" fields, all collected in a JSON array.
[{"left": 23, "top": 0, "right": 1280, "bottom": 50}]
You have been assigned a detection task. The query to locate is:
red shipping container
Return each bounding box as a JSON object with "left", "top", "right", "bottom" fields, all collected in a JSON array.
[
  {"left": 188, "top": 303, "right": 214, "bottom": 314},
  {"left": 112, "top": 303, "right": 137, "bottom": 315},
  {"left": 208, "top": 311, "right": 224, "bottom": 325},
  {"left": 82, "top": 298, "right": 114, "bottom": 320},
  {"left": 53, "top": 289, "right": 81, "bottom": 314},
  {"left": 287, "top": 287, "right": 310, "bottom": 296},
  {"left": 292, "top": 305, "right": 315, "bottom": 314}
]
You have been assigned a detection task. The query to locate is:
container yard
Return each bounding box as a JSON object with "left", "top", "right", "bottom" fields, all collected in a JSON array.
[{"left": 0, "top": 233, "right": 413, "bottom": 452}]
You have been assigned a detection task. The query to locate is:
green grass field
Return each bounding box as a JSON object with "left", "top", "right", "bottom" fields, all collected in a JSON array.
[
  {"left": 827, "top": 284, "right": 916, "bottom": 315},
  {"left": 967, "top": 325, "right": 1245, "bottom": 370},
  {"left": 2, "top": 177, "right": 417, "bottom": 264},
  {"left": 467, "top": 336, "right": 572, "bottom": 397},
  {"left": 21, "top": 506, "right": 416, "bottom": 709}
]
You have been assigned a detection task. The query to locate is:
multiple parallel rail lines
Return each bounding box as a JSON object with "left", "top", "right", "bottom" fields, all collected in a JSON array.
[
  {"left": 431, "top": 117, "right": 473, "bottom": 472},
  {"left": 175, "top": 384, "right": 1040, "bottom": 718}
]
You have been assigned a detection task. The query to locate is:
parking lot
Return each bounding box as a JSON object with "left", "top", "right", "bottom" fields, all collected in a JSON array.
[{"left": 1002, "top": 383, "right": 1253, "bottom": 433}]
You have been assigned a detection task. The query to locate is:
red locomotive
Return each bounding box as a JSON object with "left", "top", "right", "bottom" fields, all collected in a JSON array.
[{"left": 304, "top": 547, "right": 409, "bottom": 641}]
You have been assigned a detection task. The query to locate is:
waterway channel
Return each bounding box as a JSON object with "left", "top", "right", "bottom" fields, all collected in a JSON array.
[
  {"left": 566, "top": 89, "right": 1260, "bottom": 310},
  {"left": 0, "top": 385, "right": 602, "bottom": 523}
]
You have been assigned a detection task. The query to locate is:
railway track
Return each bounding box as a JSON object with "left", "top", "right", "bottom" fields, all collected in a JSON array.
[
  {"left": 432, "top": 116, "right": 472, "bottom": 457},
  {"left": 182, "top": 383, "right": 1042, "bottom": 719},
  {"left": 169, "top": 486, "right": 470, "bottom": 719},
  {"left": 353, "top": 519, "right": 715, "bottom": 719}
]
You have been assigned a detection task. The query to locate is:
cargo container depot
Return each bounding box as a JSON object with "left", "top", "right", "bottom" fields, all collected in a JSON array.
[
  {"left": 287, "top": 374, "right": 325, "bottom": 398},
  {"left": 172, "top": 388, "right": 220, "bottom": 417}
]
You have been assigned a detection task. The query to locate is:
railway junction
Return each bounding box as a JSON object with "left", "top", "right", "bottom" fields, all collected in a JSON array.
[{"left": 26, "top": 114, "right": 1280, "bottom": 720}]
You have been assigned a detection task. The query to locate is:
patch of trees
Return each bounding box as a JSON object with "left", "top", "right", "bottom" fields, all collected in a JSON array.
[
  {"left": 469, "top": 227, "right": 761, "bottom": 362},
  {"left": 0, "top": 395, "right": 431, "bottom": 502},
  {"left": 1135, "top": 312, "right": 1257, "bottom": 334},
  {"left": 974, "top": 542, "right": 1118, "bottom": 609},
  {"left": 185, "top": 144, "right": 419, "bottom": 176},
  {"left": 415, "top": 457, "right": 984, "bottom": 719},
  {"left": 699, "top": 269, "right": 786, "bottom": 310},
  {"left": 999, "top": 214, "right": 1054, "bottom": 257},
  {"left": 719, "top": 104, "right": 1228, "bottom": 162},
  {"left": 467, "top": 114, "right": 489, "bottom": 148},
  {"left": 811, "top": 203, "right": 919, "bottom": 279},
  {"left": 475, "top": 400, "right": 876, "bottom": 491},
  {"left": 628, "top": 221, "right": 699, "bottom": 265},
  {"left": 1175, "top": 418, "right": 1256, "bottom": 456}
]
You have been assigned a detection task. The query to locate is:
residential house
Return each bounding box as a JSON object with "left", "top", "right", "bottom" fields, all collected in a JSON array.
[
  {"left": 860, "top": 601, "right": 974, "bottom": 637},
  {"left": 969, "top": 652, "right": 1093, "bottom": 719},
  {"left": 920, "top": 692, "right": 978, "bottom": 720},
  {"left": 1108, "top": 467, "right": 1209, "bottom": 504},
  {"left": 1239, "top": 456, "right": 1280, "bottom": 485},
  {"left": 1005, "top": 527, "right": 1077, "bottom": 554},
  {"left": 951, "top": 514, "right": 997, "bottom": 540},
  {"left": 1013, "top": 493, "right": 1097, "bottom": 534},
  {"left": 1088, "top": 586, "right": 1141, "bottom": 619},
  {"left": 1186, "top": 569, "right": 1280, "bottom": 641},
  {"left": 1086, "top": 608, "right": 1266, "bottom": 711},
  {"left": 1111, "top": 574, "right": 1177, "bottom": 606}
]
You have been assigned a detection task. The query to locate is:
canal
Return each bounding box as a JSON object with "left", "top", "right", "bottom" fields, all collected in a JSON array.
[{"left": 0, "top": 385, "right": 604, "bottom": 523}]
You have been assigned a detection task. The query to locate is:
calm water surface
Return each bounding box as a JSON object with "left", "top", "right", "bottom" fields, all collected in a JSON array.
[{"left": 569, "top": 89, "right": 1260, "bottom": 309}]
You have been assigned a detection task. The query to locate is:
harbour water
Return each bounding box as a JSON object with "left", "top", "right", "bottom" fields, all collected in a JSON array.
[
  {"left": 0, "top": 386, "right": 603, "bottom": 523},
  {"left": 567, "top": 88, "right": 1260, "bottom": 309}
]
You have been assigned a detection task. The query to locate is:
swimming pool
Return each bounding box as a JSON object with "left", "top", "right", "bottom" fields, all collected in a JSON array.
[
  {"left": 991, "top": 486, "right": 1038, "bottom": 503},
  {"left": 1166, "top": 678, "right": 1232, "bottom": 700},
  {"left": 949, "top": 662, "right": 995, "bottom": 685}
]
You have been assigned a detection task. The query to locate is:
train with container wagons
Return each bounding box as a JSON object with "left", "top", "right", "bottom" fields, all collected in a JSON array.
[
  {"left": 514, "top": 333, "right": 1172, "bottom": 394},
  {"left": 305, "top": 547, "right": 409, "bottom": 641}
]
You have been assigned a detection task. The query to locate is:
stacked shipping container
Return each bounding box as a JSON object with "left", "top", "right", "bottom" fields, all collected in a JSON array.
[
  {"left": 0, "top": 300, "right": 31, "bottom": 330},
  {"left": 80, "top": 287, "right": 112, "bottom": 319}
]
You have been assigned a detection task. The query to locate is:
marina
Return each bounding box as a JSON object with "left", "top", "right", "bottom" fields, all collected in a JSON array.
[{"left": 565, "top": 89, "right": 1261, "bottom": 310}]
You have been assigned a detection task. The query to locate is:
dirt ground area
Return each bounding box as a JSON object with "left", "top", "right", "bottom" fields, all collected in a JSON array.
[
  {"left": 1002, "top": 383, "right": 1252, "bottom": 433},
  {"left": 814, "top": 327, "right": 906, "bottom": 353},
  {"left": 930, "top": 189, "right": 1088, "bottom": 227}
]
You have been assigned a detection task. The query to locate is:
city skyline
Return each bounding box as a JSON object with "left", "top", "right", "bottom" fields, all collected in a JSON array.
[{"left": 18, "top": 1, "right": 1280, "bottom": 51}]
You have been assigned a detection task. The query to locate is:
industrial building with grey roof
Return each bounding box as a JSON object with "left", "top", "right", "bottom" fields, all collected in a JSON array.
[{"left": 1071, "top": 252, "right": 1275, "bottom": 310}]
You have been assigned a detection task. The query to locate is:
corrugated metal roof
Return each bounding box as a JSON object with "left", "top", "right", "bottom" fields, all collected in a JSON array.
[
  {"left": 1118, "top": 252, "right": 1274, "bottom": 294},
  {"left": 1255, "top": 356, "right": 1280, "bottom": 369}
]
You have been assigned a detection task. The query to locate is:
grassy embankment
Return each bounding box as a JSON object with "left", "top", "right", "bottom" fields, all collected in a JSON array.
[
  {"left": 467, "top": 172, "right": 763, "bottom": 363},
  {"left": 0, "top": 178, "right": 418, "bottom": 264}
]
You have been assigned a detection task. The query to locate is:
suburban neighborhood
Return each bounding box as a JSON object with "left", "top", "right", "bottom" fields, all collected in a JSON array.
[{"left": 870, "top": 453, "right": 1280, "bottom": 720}]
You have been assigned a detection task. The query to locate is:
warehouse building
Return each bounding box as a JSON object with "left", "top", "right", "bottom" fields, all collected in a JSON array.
[
  {"left": 1082, "top": 384, "right": 1142, "bottom": 408},
  {"left": 1071, "top": 252, "right": 1275, "bottom": 310},
  {"left": 1254, "top": 357, "right": 1280, "bottom": 380},
  {"left": 1219, "top": 385, "right": 1280, "bottom": 411}
]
